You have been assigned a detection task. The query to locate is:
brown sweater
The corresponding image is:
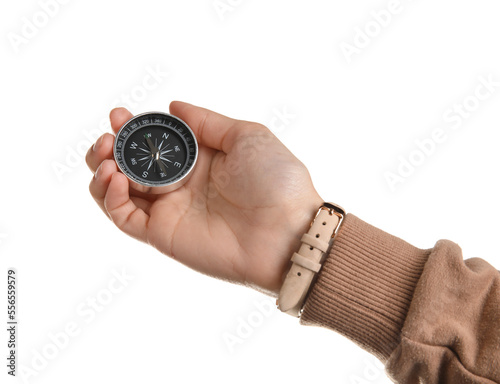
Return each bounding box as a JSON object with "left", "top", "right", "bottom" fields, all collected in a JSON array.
[{"left": 300, "top": 214, "right": 500, "bottom": 383}]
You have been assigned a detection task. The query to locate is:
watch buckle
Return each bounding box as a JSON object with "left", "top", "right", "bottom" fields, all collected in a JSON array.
[{"left": 313, "top": 203, "right": 346, "bottom": 238}]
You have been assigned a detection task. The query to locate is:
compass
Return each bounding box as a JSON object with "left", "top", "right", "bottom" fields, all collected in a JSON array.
[{"left": 113, "top": 112, "right": 198, "bottom": 193}]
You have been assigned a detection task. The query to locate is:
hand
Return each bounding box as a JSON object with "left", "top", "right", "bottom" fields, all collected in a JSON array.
[{"left": 86, "top": 101, "right": 323, "bottom": 296}]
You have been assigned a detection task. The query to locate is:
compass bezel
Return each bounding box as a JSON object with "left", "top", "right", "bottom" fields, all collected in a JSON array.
[{"left": 113, "top": 111, "right": 198, "bottom": 194}]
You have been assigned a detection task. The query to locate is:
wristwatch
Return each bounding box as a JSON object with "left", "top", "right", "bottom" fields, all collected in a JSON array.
[{"left": 277, "top": 203, "right": 345, "bottom": 317}]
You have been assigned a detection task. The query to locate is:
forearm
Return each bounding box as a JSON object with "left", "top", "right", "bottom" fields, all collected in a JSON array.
[{"left": 300, "top": 214, "right": 500, "bottom": 383}]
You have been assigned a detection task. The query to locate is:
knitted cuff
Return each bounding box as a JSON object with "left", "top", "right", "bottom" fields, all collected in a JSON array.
[{"left": 300, "top": 214, "right": 430, "bottom": 361}]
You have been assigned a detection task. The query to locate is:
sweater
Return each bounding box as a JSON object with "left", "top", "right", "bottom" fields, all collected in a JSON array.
[{"left": 300, "top": 214, "right": 500, "bottom": 383}]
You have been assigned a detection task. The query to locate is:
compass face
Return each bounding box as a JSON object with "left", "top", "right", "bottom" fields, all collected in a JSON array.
[{"left": 114, "top": 112, "right": 198, "bottom": 193}]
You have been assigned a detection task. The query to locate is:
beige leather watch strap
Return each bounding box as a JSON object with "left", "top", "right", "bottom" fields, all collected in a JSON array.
[{"left": 277, "top": 203, "right": 345, "bottom": 317}]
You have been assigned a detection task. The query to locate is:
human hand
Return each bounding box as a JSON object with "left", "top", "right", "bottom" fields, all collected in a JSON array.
[{"left": 86, "top": 102, "right": 323, "bottom": 296}]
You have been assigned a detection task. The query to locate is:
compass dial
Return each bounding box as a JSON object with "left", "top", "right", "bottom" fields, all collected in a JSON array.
[{"left": 113, "top": 112, "right": 198, "bottom": 193}]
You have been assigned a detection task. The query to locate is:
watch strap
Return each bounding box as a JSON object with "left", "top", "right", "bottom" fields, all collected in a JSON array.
[{"left": 277, "top": 203, "right": 345, "bottom": 317}]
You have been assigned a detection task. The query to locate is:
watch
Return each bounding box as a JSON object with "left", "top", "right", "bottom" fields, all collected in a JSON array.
[{"left": 277, "top": 203, "right": 345, "bottom": 317}]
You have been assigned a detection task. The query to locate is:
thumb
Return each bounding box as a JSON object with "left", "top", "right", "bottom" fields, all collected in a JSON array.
[{"left": 169, "top": 101, "right": 246, "bottom": 153}]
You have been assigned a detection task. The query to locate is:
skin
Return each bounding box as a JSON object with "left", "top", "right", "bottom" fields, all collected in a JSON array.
[{"left": 86, "top": 101, "right": 323, "bottom": 296}]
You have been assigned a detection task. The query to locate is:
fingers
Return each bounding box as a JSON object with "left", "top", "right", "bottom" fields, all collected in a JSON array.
[
  {"left": 105, "top": 172, "right": 149, "bottom": 241},
  {"left": 87, "top": 107, "right": 149, "bottom": 242},
  {"left": 169, "top": 101, "right": 247, "bottom": 153},
  {"left": 110, "top": 107, "right": 134, "bottom": 134},
  {"left": 89, "top": 159, "right": 117, "bottom": 215},
  {"left": 86, "top": 107, "right": 133, "bottom": 173},
  {"left": 85, "top": 133, "right": 115, "bottom": 174},
  {"left": 89, "top": 159, "right": 149, "bottom": 241}
]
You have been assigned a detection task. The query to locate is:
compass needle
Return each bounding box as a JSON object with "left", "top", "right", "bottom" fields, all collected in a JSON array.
[{"left": 157, "top": 159, "right": 168, "bottom": 175}]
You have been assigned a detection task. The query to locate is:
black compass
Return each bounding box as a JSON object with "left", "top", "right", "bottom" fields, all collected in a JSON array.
[{"left": 113, "top": 112, "right": 198, "bottom": 193}]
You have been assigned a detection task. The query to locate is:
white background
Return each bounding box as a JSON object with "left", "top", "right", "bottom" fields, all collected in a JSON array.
[{"left": 1, "top": 0, "right": 500, "bottom": 383}]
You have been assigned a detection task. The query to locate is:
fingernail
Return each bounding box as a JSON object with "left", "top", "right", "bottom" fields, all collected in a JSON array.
[
  {"left": 95, "top": 163, "right": 103, "bottom": 179},
  {"left": 93, "top": 135, "right": 104, "bottom": 152}
]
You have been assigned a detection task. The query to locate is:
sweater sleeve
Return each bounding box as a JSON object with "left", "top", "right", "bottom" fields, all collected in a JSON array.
[{"left": 300, "top": 213, "right": 500, "bottom": 384}]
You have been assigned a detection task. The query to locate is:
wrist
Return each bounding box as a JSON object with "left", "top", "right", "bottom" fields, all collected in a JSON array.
[
  {"left": 251, "top": 192, "right": 324, "bottom": 297},
  {"left": 275, "top": 194, "right": 325, "bottom": 293}
]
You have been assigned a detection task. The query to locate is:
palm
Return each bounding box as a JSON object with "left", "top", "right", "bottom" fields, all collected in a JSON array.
[{"left": 87, "top": 102, "right": 322, "bottom": 295}]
